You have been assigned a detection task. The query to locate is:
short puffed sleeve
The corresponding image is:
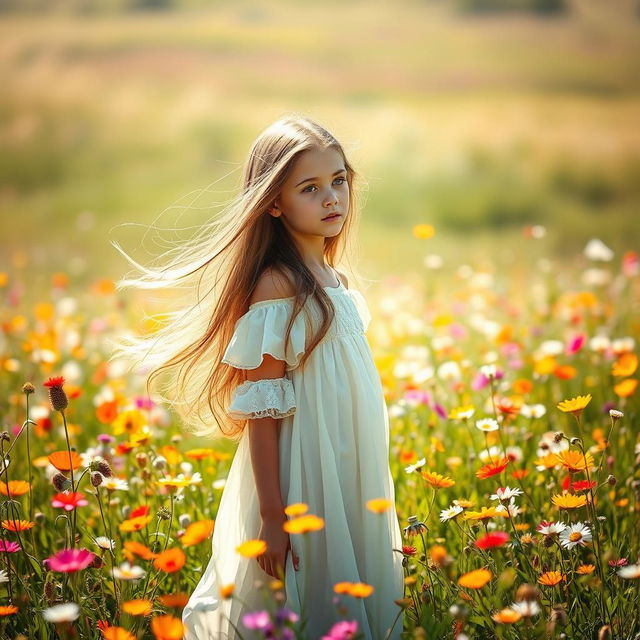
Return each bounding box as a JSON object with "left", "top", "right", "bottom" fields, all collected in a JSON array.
[{"left": 221, "top": 300, "right": 307, "bottom": 372}]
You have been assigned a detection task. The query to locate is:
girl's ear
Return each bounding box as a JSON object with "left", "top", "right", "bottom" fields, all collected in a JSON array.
[{"left": 269, "top": 201, "right": 282, "bottom": 218}]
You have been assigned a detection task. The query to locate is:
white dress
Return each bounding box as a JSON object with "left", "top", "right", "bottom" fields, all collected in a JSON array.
[{"left": 183, "top": 278, "right": 405, "bottom": 640}]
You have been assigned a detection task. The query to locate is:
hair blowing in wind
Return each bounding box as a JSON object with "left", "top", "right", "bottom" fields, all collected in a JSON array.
[{"left": 110, "top": 114, "right": 363, "bottom": 440}]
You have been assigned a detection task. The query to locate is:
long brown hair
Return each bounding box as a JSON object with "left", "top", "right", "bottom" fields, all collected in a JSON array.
[{"left": 111, "top": 114, "right": 363, "bottom": 441}]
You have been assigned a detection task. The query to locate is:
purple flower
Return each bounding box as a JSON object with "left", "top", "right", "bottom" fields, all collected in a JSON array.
[
  {"left": 403, "top": 389, "right": 431, "bottom": 406},
  {"left": 275, "top": 607, "right": 299, "bottom": 625},
  {"left": 0, "top": 540, "right": 20, "bottom": 553},
  {"left": 135, "top": 396, "right": 156, "bottom": 410},
  {"left": 242, "top": 610, "right": 273, "bottom": 631},
  {"left": 434, "top": 403, "right": 448, "bottom": 420},
  {"left": 45, "top": 548, "right": 94, "bottom": 573},
  {"left": 322, "top": 620, "right": 359, "bottom": 640},
  {"left": 97, "top": 433, "right": 114, "bottom": 443}
]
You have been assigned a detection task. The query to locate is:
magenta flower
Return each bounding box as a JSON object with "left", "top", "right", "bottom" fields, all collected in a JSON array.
[
  {"left": 322, "top": 620, "right": 359, "bottom": 640},
  {"left": 0, "top": 540, "right": 20, "bottom": 553},
  {"left": 242, "top": 610, "right": 273, "bottom": 632},
  {"left": 45, "top": 548, "right": 94, "bottom": 573}
]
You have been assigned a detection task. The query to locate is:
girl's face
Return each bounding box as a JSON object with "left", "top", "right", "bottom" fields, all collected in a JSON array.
[{"left": 270, "top": 146, "right": 349, "bottom": 239}]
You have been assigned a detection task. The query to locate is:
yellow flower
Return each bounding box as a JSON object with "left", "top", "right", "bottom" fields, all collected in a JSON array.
[
  {"left": 421, "top": 471, "right": 455, "bottom": 489},
  {"left": 284, "top": 503, "right": 308, "bottom": 517},
  {"left": 412, "top": 224, "right": 435, "bottom": 239},
  {"left": 551, "top": 493, "right": 587, "bottom": 509},
  {"left": 112, "top": 409, "right": 146, "bottom": 436},
  {"left": 236, "top": 539, "right": 267, "bottom": 558},
  {"left": 463, "top": 506, "right": 507, "bottom": 521},
  {"left": 458, "top": 568, "right": 492, "bottom": 589},
  {"left": 554, "top": 450, "right": 594, "bottom": 473},
  {"left": 557, "top": 394, "right": 592, "bottom": 416},
  {"left": 122, "top": 599, "right": 153, "bottom": 616},
  {"left": 283, "top": 514, "right": 325, "bottom": 534},
  {"left": 366, "top": 498, "right": 392, "bottom": 513},
  {"left": 538, "top": 571, "right": 564, "bottom": 586}
]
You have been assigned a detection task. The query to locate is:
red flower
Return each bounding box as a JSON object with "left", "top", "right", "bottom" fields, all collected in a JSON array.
[
  {"left": 44, "top": 376, "right": 66, "bottom": 388},
  {"left": 561, "top": 476, "right": 597, "bottom": 492},
  {"left": 51, "top": 492, "right": 88, "bottom": 511},
  {"left": 402, "top": 545, "right": 417, "bottom": 556},
  {"left": 130, "top": 505, "right": 151, "bottom": 518},
  {"left": 475, "top": 531, "right": 510, "bottom": 549},
  {"left": 476, "top": 457, "right": 510, "bottom": 480}
]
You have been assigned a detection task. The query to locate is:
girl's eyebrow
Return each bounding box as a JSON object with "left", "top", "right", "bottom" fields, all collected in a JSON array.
[{"left": 295, "top": 168, "right": 346, "bottom": 187}]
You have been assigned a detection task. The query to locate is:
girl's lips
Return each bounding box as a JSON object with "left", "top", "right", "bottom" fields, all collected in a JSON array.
[{"left": 322, "top": 214, "right": 341, "bottom": 221}]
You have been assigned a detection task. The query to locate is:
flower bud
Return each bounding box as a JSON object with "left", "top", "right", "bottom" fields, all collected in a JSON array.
[
  {"left": 34, "top": 512, "right": 45, "bottom": 524},
  {"left": 570, "top": 437, "right": 581, "bottom": 446},
  {"left": 22, "top": 382, "right": 35, "bottom": 395},
  {"left": 122, "top": 505, "right": 131, "bottom": 519},
  {"left": 178, "top": 514, "right": 191, "bottom": 528},
  {"left": 90, "top": 472, "right": 104, "bottom": 487},
  {"left": 171, "top": 434, "right": 182, "bottom": 445},
  {"left": 553, "top": 431, "right": 565, "bottom": 443},
  {"left": 157, "top": 507, "right": 171, "bottom": 521},
  {"left": 607, "top": 474, "right": 616, "bottom": 486},
  {"left": 0, "top": 431, "right": 10, "bottom": 442},
  {"left": 135, "top": 453, "right": 148, "bottom": 468},
  {"left": 515, "top": 583, "right": 539, "bottom": 602},
  {"left": 52, "top": 472, "right": 71, "bottom": 492},
  {"left": 153, "top": 456, "right": 167, "bottom": 471},
  {"left": 95, "top": 460, "right": 112, "bottom": 478},
  {"left": 43, "top": 377, "right": 68, "bottom": 412},
  {"left": 609, "top": 409, "right": 623, "bottom": 420}
]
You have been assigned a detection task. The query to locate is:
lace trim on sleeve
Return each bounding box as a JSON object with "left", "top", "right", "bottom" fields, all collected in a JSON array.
[{"left": 227, "top": 377, "right": 296, "bottom": 420}]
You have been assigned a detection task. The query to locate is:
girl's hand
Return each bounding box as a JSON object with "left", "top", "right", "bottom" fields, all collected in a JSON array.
[{"left": 257, "top": 515, "right": 300, "bottom": 579}]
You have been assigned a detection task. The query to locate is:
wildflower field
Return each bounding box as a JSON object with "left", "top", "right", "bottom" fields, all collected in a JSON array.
[{"left": 0, "top": 234, "right": 638, "bottom": 640}]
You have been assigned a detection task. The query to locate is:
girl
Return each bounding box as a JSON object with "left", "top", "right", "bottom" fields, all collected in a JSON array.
[{"left": 114, "top": 115, "right": 404, "bottom": 639}]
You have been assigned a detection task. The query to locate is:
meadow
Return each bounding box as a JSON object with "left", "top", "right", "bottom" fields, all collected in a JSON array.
[{"left": 0, "top": 231, "right": 638, "bottom": 639}]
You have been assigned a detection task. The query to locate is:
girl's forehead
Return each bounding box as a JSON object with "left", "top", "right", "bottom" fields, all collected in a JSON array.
[{"left": 290, "top": 146, "right": 344, "bottom": 177}]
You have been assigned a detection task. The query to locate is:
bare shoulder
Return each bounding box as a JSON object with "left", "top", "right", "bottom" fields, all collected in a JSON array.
[
  {"left": 249, "top": 265, "right": 296, "bottom": 306},
  {"left": 334, "top": 269, "right": 349, "bottom": 289}
]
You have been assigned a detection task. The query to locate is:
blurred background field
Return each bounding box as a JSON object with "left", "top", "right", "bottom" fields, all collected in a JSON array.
[{"left": 1, "top": 0, "right": 640, "bottom": 295}]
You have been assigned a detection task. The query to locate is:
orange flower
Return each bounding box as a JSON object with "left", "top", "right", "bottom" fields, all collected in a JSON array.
[
  {"left": 96, "top": 401, "right": 119, "bottom": 424},
  {"left": 0, "top": 605, "right": 18, "bottom": 616},
  {"left": 122, "top": 599, "right": 153, "bottom": 616},
  {"left": 157, "top": 594, "right": 189, "bottom": 608},
  {"left": 538, "top": 571, "right": 564, "bottom": 586},
  {"left": 534, "top": 453, "right": 560, "bottom": 470},
  {"left": 283, "top": 514, "right": 325, "bottom": 534},
  {"left": 512, "top": 379, "right": 533, "bottom": 394},
  {"left": 332, "top": 582, "right": 374, "bottom": 598},
  {"left": 553, "top": 365, "right": 577, "bottom": 380},
  {"left": 0, "top": 481, "right": 30, "bottom": 497},
  {"left": 153, "top": 548, "right": 186, "bottom": 573},
  {"left": 421, "top": 471, "right": 455, "bottom": 489},
  {"left": 492, "top": 608, "right": 521, "bottom": 624},
  {"left": 1, "top": 519, "right": 35, "bottom": 531},
  {"left": 576, "top": 564, "right": 596, "bottom": 575},
  {"left": 551, "top": 493, "right": 587, "bottom": 509},
  {"left": 48, "top": 450, "right": 83, "bottom": 472},
  {"left": 160, "top": 445, "right": 182, "bottom": 466},
  {"left": 284, "top": 503, "right": 309, "bottom": 517},
  {"left": 123, "top": 541, "right": 157, "bottom": 561},
  {"left": 119, "top": 515, "right": 153, "bottom": 532},
  {"left": 184, "top": 448, "right": 215, "bottom": 461},
  {"left": 458, "top": 568, "right": 492, "bottom": 589},
  {"left": 476, "top": 458, "right": 510, "bottom": 480},
  {"left": 181, "top": 520, "right": 214, "bottom": 546},
  {"left": 429, "top": 544, "right": 448, "bottom": 567},
  {"left": 554, "top": 450, "right": 594, "bottom": 473},
  {"left": 151, "top": 615, "right": 184, "bottom": 640},
  {"left": 614, "top": 379, "right": 637, "bottom": 398},
  {"left": 557, "top": 394, "right": 591, "bottom": 415},
  {"left": 102, "top": 628, "right": 136, "bottom": 640},
  {"left": 219, "top": 584, "right": 235, "bottom": 599},
  {"left": 236, "top": 539, "right": 267, "bottom": 557},
  {"left": 366, "top": 498, "right": 392, "bottom": 513},
  {"left": 612, "top": 353, "right": 638, "bottom": 377}
]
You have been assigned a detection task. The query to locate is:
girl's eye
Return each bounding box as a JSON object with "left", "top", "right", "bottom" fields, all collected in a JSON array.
[{"left": 302, "top": 177, "right": 346, "bottom": 193}]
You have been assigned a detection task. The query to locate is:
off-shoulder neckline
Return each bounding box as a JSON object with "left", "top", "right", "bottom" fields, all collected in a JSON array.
[{"left": 247, "top": 279, "right": 347, "bottom": 310}]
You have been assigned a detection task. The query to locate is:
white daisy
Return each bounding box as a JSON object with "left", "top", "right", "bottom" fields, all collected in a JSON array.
[
  {"left": 559, "top": 523, "right": 592, "bottom": 549},
  {"left": 475, "top": 418, "right": 499, "bottom": 432},
  {"left": 479, "top": 446, "right": 502, "bottom": 462},
  {"left": 101, "top": 477, "right": 129, "bottom": 492},
  {"left": 511, "top": 600, "right": 540, "bottom": 617},
  {"left": 439, "top": 505, "right": 464, "bottom": 522},
  {"left": 536, "top": 521, "right": 566, "bottom": 536},
  {"left": 112, "top": 562, "right": 145, "bottom": 581},
  {"left": 490, "top": 486, "right": 524, "bottom": 502},
  {"left": 94, "top": 536, "right": 115, "bottom": 551},
  {"left": 404, "top": 458, "right": 426, "bottom": 474},
  {"left": 520, "top": 404, "right": 547, "bottom": 419},
  {"left": 43, "top": 602, "right": 80, "bottom": 623},
  {"left": 617, "top": 565, "right": 640, "bottom": 579}
]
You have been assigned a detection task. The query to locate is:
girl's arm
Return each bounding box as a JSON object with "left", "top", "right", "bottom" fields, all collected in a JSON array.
[{"left": 246, "top": 353, "right": 287, "bottom": 520}]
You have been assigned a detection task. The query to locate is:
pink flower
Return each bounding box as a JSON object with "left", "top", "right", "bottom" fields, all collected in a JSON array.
[
  {"left": 45, "top": 548, "right": 94, "bottom": 573},
  {"left": 566, "top": 334, "right": 585, "bottom": 355},
  {"left": 0, "top": 540, "right": 20, "bottom": 553},
  {"left": 322, "top": 620, "right": 359, "bottom": 640}
]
